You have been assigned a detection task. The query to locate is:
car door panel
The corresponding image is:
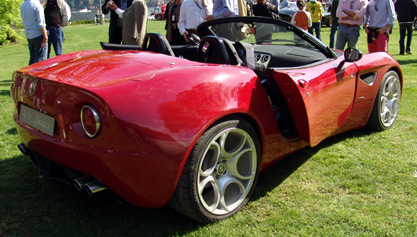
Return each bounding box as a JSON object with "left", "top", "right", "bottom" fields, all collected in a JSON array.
[{"left": 273, "top": 58, "right": 359, "bottom": 146}]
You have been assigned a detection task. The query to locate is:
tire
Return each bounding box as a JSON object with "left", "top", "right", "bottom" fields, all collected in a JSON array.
[
  {"left": 367, "top": 71, "right": 401, "bottom": 131},
  {"left": 170, "top": 117, "right": 260, "bottom": 223}
]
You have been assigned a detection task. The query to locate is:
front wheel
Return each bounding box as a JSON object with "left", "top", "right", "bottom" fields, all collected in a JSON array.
[
  {"left": 170, "top": 118, "right": 260, "bottom": 223},
  {"left": 367, "top": 71, "right": 401, "bottom": 131}
]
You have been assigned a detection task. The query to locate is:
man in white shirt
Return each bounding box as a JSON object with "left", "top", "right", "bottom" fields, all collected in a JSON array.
[
  {"left": 21, "top": 0, "right": 48, "bottom": 65},
  {"left": 178, "top": 0, "right": 213, "bottom": 43},
  {"left": 212, "top": 0, "right": 238, "bottom": 18}
]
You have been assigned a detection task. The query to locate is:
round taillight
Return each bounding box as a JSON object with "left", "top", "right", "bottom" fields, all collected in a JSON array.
[{"left": 81, "top": 105, "right": 101, "bottom": 138}]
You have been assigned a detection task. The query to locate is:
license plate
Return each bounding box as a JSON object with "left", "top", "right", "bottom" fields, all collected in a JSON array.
[{"left": 19, "top": 104, "right": 55, "bottom": 136}]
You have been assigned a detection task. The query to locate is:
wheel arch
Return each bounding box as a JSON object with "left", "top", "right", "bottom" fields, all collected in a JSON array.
[{"left": 389, "top": 66, "right": 403, "bottom": 90}]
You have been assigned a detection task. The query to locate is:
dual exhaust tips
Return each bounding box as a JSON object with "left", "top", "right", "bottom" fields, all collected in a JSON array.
[
  {"left": 17, "top": 144, "right": 107, "bottom": 195},
  {"left": 73, "top": 177, "right": 107, "bottom": 195}
]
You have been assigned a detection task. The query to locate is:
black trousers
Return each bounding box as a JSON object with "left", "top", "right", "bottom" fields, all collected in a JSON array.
[{"left": 399, "top": 22, "right": 413, "bottom": 54}]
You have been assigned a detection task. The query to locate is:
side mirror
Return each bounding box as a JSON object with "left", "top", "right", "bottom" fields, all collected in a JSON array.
[{"left": 344, "top": 48, "right": 362, "bottom": 62}]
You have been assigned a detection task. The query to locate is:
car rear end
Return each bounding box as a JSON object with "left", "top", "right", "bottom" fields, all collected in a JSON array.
[{"left": 10, "top": 51, "right": 197, "bottom": 208}]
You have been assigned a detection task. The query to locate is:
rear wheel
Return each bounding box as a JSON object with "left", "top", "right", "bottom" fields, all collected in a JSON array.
[
  {"left": 170, "top": 118, "right": 260, "bottom": 223},
  {"left": 367, "top": 71, "right": 401, "bottom": 131}
]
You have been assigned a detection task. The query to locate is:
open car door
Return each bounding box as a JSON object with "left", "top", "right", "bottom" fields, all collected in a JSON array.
[{"left": 273, "top": 58, "right": 359, "bottom": 147}]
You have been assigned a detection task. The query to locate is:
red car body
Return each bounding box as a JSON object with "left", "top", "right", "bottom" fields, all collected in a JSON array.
[{"left": 11, "top": 17, "right": 402, "bottom": 222}]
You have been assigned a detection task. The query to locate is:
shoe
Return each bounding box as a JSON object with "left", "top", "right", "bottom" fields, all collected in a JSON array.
[
  {"left": 399, "top": 52, "right": 404, "bottom": 55},
  {"left": 406, "top": 51, "right": 412, "bottom": 54}
]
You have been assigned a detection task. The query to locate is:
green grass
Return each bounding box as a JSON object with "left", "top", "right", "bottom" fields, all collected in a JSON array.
[{"left": 1, "top": 22, "right": 416, "bottom": 236}]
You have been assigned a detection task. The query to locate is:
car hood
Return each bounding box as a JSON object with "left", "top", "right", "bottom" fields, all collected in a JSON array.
[{"left": 17, "top": 50, "right": 200, "bottom": 87}]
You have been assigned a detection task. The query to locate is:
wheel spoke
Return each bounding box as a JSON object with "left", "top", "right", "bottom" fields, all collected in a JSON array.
[
  {"left": 198, "top": 175, "right": 221, "bottom": 213},
  {"left": 220, "top": 130, "right": 246, "bottom": 157},
  {"left": 199, "top": 141, "right": 220, "bottom": 177},
  {"left": 383, "top": 77, "right": 393, "bottom": 97},
  {"left": 226, "top": 148, "right": 256, "bottom": 180},
  {"left": 218, "top": 175, "right": 246, "bottom": 212}
]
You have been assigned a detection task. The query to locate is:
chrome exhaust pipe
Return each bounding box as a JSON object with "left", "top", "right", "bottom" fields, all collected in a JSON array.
[
  {"left": 73, "top": 177, "right": 92, "bottom": 191},
  {"left": 18, "top": 143, "right": 31, "bottom": 156},
  {"left": 84, "top": 180, "right": 107, "bottom": 195}
]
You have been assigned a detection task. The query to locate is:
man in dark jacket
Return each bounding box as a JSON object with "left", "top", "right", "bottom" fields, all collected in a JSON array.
[
  {"left": 395, "top": 0, "right": 417, "bottom": 54},
  {"left": 102, "top": 0, "right": 133, "bottom": 44}
]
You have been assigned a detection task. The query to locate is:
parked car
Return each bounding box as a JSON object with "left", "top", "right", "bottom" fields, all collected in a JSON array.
[
  {"left": 152, "top": 7, "right": 166, "bottom": 20},
  {"left": 11, "top": 16, "right": 402, "bottom": 223},
  {"left": 279, "top": 2, "right": 331, "bottom": 27}
]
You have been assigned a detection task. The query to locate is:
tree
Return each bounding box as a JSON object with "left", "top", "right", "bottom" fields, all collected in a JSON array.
[{"left": 0, "top": 0, "right": 23, "bottom": 44}]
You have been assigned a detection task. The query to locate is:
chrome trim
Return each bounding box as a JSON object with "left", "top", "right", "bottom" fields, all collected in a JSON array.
[{"left": 80, "top": 105, "right": 101, "bottom": 138}]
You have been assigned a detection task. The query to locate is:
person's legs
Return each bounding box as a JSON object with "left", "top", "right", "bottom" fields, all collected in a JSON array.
[
  {"left": 47, "top": 30, "right": 52, "bottom": 59},
  {"left": 308, "top": 26, "right": 313, "bottom": 35},
  {"left": 313, "top": 22, "right": 321, "bottom": 40},
  {"left": 405, "top": 23, "right": 413, "bottom": 53},
  {"left": 335, "top": 25, "right": 348, "bottom": 50},
  {"left": 49, "top": 27, "right": 63, "bottom": 56},
  {"left": 346, "top": 26, "right": 360, "bottom": 48},
  {"left": 109, "top": 27, "right": 123, "bottom": 44},
  {"left": 399, "top": 23, "right": 406, "bottom": 54},
  {"left": 329, "top": 22, "right": 338, "bottom": 48},
  {"left": 375, "top": 33, "right": 388, "bottom": 52},
  {"left": 28, "top": 35, "right": 47, "bottom": 65}
]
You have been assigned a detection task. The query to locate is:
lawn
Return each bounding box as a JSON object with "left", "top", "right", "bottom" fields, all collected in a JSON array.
[{"left": 0, "top": 21, "right": 416, "bottom": 236}]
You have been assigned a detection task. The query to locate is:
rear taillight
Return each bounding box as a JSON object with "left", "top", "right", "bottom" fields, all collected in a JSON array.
[{"left": 81, "top": 105, "right": 101, "bottom": 138}]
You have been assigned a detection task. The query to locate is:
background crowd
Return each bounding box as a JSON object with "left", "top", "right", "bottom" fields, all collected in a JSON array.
[{"left": 20, "top": 0, "right": 417, "bottom": 65}]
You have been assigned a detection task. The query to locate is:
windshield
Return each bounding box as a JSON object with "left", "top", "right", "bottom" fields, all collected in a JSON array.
[
  {"left": 196, "top": 17, "right": 336, "bottom": 68},
  {"left": 208, "top": 22, "right": 316, "bottom": 49}
]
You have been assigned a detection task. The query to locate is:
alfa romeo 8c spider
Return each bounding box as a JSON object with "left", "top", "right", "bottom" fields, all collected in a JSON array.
[{"left": 11, "top": 17, "right": 402, "bottom": 222}]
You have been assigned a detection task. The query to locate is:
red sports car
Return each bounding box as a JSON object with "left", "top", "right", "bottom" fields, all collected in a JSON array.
[{"left": 11, "top": 17, "right": 402, "bottom": 223}]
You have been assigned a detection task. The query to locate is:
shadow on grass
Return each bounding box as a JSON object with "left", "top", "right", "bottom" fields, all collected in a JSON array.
[
  {"left": 252, "top": 128, "right": 374, "bottom": 201},
  {"left": 395, "top": 58, "right": 417, "bottom": 65},
  {"left": 0, "top": 129, "right": 374, "bottom": 235},
  {"left": 0, "top": 90, "right": 12, "bottom": 96},
  {"left": 6, "top": 128, "right": 17, "bottom": 135}
]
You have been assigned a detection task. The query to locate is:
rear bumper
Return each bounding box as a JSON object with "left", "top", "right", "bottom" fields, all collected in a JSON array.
[
  {"left": 18, "top": 142, "right": 122, "bottom": 200},
  {"left": 14, "top": 117, "right": 183, "bottom": 208}
]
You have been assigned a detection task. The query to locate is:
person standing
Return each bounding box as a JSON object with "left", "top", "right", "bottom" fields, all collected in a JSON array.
[
  {"left": 95, "top": 7, "right": 100, "bottom": 24},
  {"left": 109, "top": 0, "right": 148, "bottom": 46},
  {"left": 21, "top": 0, "right": 48, "bottom": 65},
  {"left": 291, "top": 0, "right": 312, "bottom": 31},
  {"left": 102, "top": 0, "right": 133, "bottom": 44},
  {"left": 252, "top": 0, "right": 279, "bottom": 43},
  {"left": 306, "top": 0, "right": 323, "bottom": 40},
  {"left": 394, "top": 0, "right": 417, "bottom": 54},
  {"left": 212, "top": 0, "right": 239, "bottom": 18},
  {"left": 335, "top": 0, "right": 367, "bottom": 50},
  {"left": 208, "top": 0, "right": 239, "bottom": 40},
  {"left": 165, "top": 0, "right": 186, "bottom": 45},
  {"left": 329, "top": 0, "right": 339, "bottom": 48},
  {"left": 364, "top": 0, "right": 396, "bottom": 53},
  {"left": 44, "top": 0, "right": 70, "bottom": 58},
  {"left": 178, "top": 0, "right": 213, "bottom": 43},
  {"left": 252, "top": 0, "right": 278, "bottom": 18}
]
